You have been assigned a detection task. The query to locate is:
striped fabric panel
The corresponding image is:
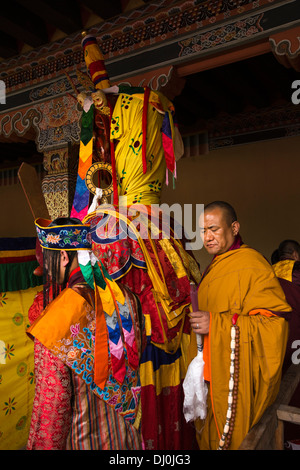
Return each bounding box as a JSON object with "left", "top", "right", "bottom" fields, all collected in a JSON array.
[
  {"left": 67, "top": 374, "right": 142, "bottom": 450},
  {"left": 0, "top": 237, "right": 42, "bottom": 291}
]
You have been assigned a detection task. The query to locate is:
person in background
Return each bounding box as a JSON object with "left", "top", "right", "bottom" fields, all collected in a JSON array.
[
  {"left": 271, "top": 239, "right": 300, "bottom": 447},
  {"left": 272, "top": 240, "right": 300, "bottom": 287},
  {"left": 188, "top": 201, "right": 291, "bottom": 450}
]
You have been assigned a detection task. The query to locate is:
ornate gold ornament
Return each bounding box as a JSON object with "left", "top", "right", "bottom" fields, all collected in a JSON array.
[{"left": 85, "top": 162, "right": 114, "bottom": 199}]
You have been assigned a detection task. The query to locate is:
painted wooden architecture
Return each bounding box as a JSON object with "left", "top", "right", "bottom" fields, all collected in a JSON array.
[{"left": 0, "top": 0, "right": 299, "bottom": 219}]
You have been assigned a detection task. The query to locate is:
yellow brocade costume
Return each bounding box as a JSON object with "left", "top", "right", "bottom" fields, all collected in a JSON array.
[
  {"left": 111, "top": 89, "right": 177, "bottom": 205},
  {"left": 188, "top": 244, "right": 291, "bottom": 450}
]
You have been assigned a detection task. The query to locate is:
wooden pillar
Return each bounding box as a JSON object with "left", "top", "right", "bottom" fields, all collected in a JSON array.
[
  {"left": 274, "top": 419, "right": 284, "bottom": 450},
  {"left": 41, "top": 144, "right": 79, "bottom": 220},
  {"left": 33, "top": 93, "right": 81, "bottom": 221}
]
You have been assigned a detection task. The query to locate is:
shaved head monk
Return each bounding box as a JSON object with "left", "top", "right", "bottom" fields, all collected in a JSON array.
[{"left": 188, "top": 201, "right": 291, "bottom": 450}]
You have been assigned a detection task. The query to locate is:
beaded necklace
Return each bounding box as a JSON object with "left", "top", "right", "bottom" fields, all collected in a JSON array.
[{"left": 218, "top": 313, "right": 240, "bottom": 450}]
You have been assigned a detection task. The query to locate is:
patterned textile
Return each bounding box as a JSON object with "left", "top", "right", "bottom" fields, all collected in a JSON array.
[
  {"left": 27, "top": 276, "right": 144, "bottom": 449},
  {"left": 26, "top": 339, "right": 72, "bottom": 450},
  {"left": 70, "top": 104, "right": 94, "bottom": 220},
  {"left": 89, "top": 212, "right": 146, "bottom": 280},
  {"left": 0, "top": 238, "right": 43, "bottom": 450},
  {"left": 35, "top": 218, "right": 91, "bottom": 250},
  {"left": 85, "top": 207, "right": 200, "bottom": 449},
  {"left": 28, "top": 285, "right": 143, "bottom": 423},
  {"left": 26, "top": 292, "right": 72, "bottom": 450},
  {"left": 87, "top": 208, "right": 200, "bottom": 348},
  {"left": 67, "top": 373, "right": 142, "bottom": 450},
  {"left": 121, "top": 264, "right": 197, "bottom": 450},
  {"left": 0, "top": 286, "right": 40, "bottom": 450},
  {"left": 111, "top": 89, "right": 176, "bottom": 205}
]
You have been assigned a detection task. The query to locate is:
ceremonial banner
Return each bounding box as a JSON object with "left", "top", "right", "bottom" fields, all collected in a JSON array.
[{"left": 70, "top": 104, "right": 94, "bottom": 220}]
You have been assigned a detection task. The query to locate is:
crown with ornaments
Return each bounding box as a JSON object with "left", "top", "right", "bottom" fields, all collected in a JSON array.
[{"left": 35, "top": 218, "right": 91, "bottom": 251}]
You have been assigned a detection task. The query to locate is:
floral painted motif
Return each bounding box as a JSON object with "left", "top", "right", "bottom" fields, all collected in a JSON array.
[
  {"left": 46, "top": 233, "right": 61, "bottom": 245},
  {"left": 70, "top": 323, "right": 80, "bottom": 337},
  {"left": 0, "top": 293, "right": 7, "bottom": 307},
  {"left": 28, "top": 371, "right": 35, "bottom": 385},
  {"left": 36, "top": 224, "right": 91, "bottom": 250},
  {"left": 4, "top": 344, "right": 15, "bottom": 361},
  {"left": 3, "top": 397, "right": 17, "bottom": 415}
]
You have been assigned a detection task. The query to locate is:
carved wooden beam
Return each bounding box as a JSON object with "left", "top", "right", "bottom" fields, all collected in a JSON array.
[{"left": 270, "top": 26, "right": 300, "bottom": 72}]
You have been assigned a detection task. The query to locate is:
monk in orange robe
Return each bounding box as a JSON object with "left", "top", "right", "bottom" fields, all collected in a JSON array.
[{"left": 188, "top": 201, "right": 291, "bottom": 450}]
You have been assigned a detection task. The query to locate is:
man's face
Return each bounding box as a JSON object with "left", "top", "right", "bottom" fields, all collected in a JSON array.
[{"left": 199, "top": 208, "right": 240, "bottom": 256}]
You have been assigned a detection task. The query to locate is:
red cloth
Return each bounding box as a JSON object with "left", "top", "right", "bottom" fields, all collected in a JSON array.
[
  {"left": 27, "top": 292, "right": 72, "bottom": 450},
  {"left": 28, "top": 291, "right": 43, "bottom": 324},
  {"left": 292, "top": 261, "right": 300, "bottom": 287},
  {"left": 277, "top": 278, "right": 300, "bottom": 442},
  {"left": 141, "top": 384, "right": 197, "bottom": 450}
]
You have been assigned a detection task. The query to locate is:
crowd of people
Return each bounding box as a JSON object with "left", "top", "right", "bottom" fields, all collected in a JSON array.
[{"left": 25, "top": 201, "right": 300, "bottom": 451}]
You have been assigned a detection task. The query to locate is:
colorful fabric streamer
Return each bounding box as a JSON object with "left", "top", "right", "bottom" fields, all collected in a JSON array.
[{"left": 70, "top": 105, "right": 94, "bottom": 220}]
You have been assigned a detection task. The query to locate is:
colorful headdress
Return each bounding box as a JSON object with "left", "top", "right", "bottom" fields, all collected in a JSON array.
[
  {"left": 35, "top": 218, "right": 91, "bottom": 251},
  {"left": 34, "top": 216, "right": 132, "bottom": 393}
]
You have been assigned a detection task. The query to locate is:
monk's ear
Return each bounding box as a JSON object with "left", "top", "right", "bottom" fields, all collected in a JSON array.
[
  {"left": 232, "top": 221, "right": 240, "bottom": 236},
  {"left": 60, "top": 250, "right": 70, "bottom": 267}
]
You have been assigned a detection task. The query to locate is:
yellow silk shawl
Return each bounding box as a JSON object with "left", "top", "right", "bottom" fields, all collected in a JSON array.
[{"left": 189, "top": 245, "right": 291, "bottom": 450}]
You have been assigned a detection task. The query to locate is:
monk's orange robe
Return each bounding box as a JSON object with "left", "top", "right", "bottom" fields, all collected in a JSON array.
[{"left": 189, "top": 244, "right": 291, "bottom": 450}]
